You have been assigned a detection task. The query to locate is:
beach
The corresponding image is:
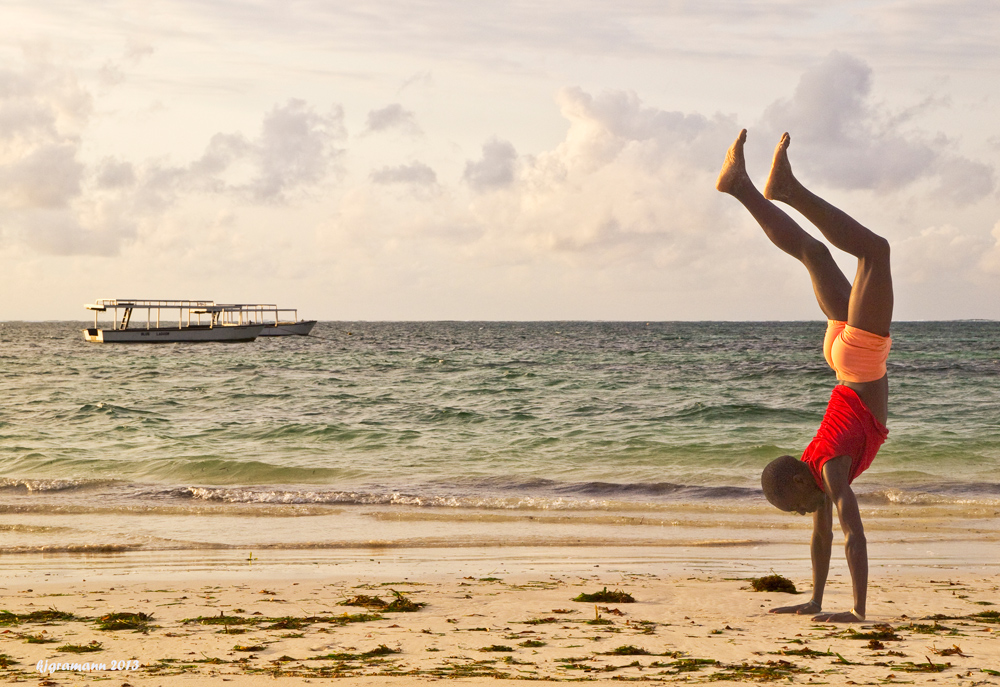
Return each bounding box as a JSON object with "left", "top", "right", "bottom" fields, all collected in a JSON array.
[
  {"left": 1, "top": 545, "right": 998, "bottom": 685},
  {"left": 2, "top": 321, "right": 999, "bottom": 683}
]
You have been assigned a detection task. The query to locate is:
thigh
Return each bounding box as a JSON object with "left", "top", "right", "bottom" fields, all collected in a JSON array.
[
  {"left": 847, "top": 255, "right": 893, "bottom": 336},
  {"left": 803, "top": 242, "right": 851, "bottom": 323}
]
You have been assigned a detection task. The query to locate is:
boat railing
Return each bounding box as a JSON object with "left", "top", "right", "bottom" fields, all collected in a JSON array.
[
  {"left": 84, "top": 299, "right": 220, "bottom": 330},
  {"left": 213, "top": 304, "right": 301, "bottom": 326}
]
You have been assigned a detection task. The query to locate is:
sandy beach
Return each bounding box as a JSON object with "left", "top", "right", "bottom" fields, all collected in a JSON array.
[{"left": 1, "top": 547, "right": 997, "bottom": 686}]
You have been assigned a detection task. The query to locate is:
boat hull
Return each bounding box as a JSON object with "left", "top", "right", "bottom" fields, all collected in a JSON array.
[
  {"left": 257, "top": 320, "right": 317, "bottom": 337},
  {"left": 82, "top": 324, "right": 264, "bottom": 343}
]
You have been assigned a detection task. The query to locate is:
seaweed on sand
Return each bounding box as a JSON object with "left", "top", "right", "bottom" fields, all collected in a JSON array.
[
  {"left": 603, "top": 645, "right": 652, "bottom": 655},
  {"left": 97, "top": 612, "right": 154, "bottom": 632},
  {"left": 0, "top": 609, "right": 79, "bottom": 625},
  {"left": 57, "top": 641, "right": 103, "bottom": 653},
  {"left": 750, "top": 574, "right": 798, "bottom": 593},
  {"left": 572, "top": 587, "right": 635, "bottom": 603},
  {"left": 707, "top": 659, "right": 811, "bottom": 681},
  {"left": 847, "top": 623, "right": 900, "bottom": 641},
  {"left": 339, "top": 594, "right": 388, "bottom": 609},
  {"left": 311, "top": 644, "right": 399, "bottom": 661}
]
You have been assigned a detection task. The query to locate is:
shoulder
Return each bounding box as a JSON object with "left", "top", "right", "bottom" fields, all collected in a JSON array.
[{"left": 820, "top": 455, "right": 853, "bottom": 497}]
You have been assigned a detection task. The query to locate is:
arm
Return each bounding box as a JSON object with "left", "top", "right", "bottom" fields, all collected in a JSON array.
[
  {"left": 769, "top": 495, "right": 833, "bottom": 615},
  {"left": 812, "top": 456, "right": 867, "bottom": 623}
]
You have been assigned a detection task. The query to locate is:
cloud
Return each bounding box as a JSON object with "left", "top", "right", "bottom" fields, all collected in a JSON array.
[
  {"left": 370, "top": 162, "right": 437, "bottom": 185},
  {"left": 463, "top": 138, "right": 518, "bottom": 192},
  {"left": 250, "top": 99, "right": 347, "bottom": 200},
  {"left": 1, "top": 52, "right": 346, "bottom": 256},
  {"left": 138, "top": 99, "right": 346, "bottom": 207},
  {"left": 364, "top": 103, "right": 421, "bottom": 135},
  {"left": 760, "top": 51, "right": 995, "bottom": 201},
  {"left": 460, "top": 87, "right": 738, "bottom": 267}
]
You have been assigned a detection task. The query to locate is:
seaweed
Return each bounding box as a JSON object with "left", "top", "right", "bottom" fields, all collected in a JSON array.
[
  {"left": 848, "top": 623, "right": 900, "bottom": 641},
  {"left": 771, "top": 647, "right": 834, "bottom": 658},
  {"left": 971, "top": 610, "right": 1000, "bottom": 623},
  {"left": 0, "top": 608, "right": 79, "bottom": 625},
  {"left": 707, "top": 659, "right": 810, "bottom": 681},
  {"left": 572, "top": 587, "right": 635, "bottom": 603},
  {"left": 603, "top": 645, "right": 651, "bottom": 655},
  {"left": 56, "top": 641, "right": 103, "bottom": 653},
  {"left": 311, "top": 645, "right": 399, "bottom": 661},
  {"left": 654, "top": 658, "right": 719, "bottom": 673},
  {"left": 750, "top": 574, "right": 798, "bottom": 594},
  {"left": 339, "top": 594, "right": 388, "bottom": 609},
  {"left": 893, "top": 657, "right": 951, "bottom": 673},
  {"left": 97, "top": 612, "right": 154, "bottom": 632},
  {"left": 519, "top": 639, "right": 546, "bottom": 648},
  {"left": 384, "top": 590, "right": 425, "bottom": 612},
  {"left": 479, "top": 645, "right": 514, "bottom": 652}
]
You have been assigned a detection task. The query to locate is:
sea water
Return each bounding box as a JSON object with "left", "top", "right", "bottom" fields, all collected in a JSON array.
[{"left": 1, "top": 321, "right": 998, "bottom": 555}]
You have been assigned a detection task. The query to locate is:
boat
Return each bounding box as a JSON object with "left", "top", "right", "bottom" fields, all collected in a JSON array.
[
  {"left": 215, "top": 304, "right": 317, "bottom": 337},
  {"left": 82, "top": 299, "right": 265, "bottom": 343}
]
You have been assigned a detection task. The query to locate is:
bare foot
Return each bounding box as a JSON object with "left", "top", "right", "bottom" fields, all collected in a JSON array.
[
  {"left": 763, "top": 132, "right": 802, "bottom": 203},
  {"left": 715, "top": 129, "right": 751, "bottom": 195}
]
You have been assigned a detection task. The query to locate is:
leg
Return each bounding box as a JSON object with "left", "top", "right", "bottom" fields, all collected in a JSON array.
[
  {"left": 765, "top": 133, "right": 893, "bottom": 336},
  {"left": 717, "top": 130, "right": 851, "bottom": 321}
]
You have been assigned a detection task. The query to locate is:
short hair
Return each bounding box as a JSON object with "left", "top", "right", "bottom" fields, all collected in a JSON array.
[{"left": 761, "top": 455, "right": 813, "bottom": 511}]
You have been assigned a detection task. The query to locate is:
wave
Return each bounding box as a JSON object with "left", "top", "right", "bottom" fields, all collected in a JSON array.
[
  {"left": 858, "top": 483, "right": 1000, "bottom": 506},
  {"left": 0, "top": 477, "right": 123, "bottom": 493}
]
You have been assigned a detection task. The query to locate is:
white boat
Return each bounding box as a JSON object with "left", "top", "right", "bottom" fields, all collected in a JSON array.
[
  {"left": 215, "top": 304, "right": 317, "bottom": 337},
  {"left": 83, "top": 299, "right": 264, "bottom": 343}
]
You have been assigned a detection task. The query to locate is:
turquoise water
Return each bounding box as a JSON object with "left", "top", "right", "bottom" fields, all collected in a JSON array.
[{"left": 2, "top": 320, "right": 997, "bottom": 514}]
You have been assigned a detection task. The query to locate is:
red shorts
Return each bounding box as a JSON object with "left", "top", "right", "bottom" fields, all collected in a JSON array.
[
  {"left": 823, "top": 321, "right": 892, "bottom": 383},
  {"left": 801, "top": 385, "right": 888, "bottom": 491}
]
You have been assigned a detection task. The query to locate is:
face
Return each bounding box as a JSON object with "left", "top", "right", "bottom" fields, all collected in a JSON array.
[{"left": 782, "top": 479, "right": 825, "bottom": 515}]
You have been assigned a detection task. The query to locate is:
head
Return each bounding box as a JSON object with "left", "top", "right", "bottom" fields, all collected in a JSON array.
[{"left": 761, "top": 455, "right": 825, "bottom": 514}]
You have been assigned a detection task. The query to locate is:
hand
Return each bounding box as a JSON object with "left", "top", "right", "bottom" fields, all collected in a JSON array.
[
  {"left": 811, "top": 610, "right": 863, "bottom": 623},
  {"left": 769, "top": 599, "right": 820, "bottom": 615}
]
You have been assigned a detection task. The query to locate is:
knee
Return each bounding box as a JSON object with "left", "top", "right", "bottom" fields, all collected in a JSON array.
[
  {"left": 802, "top": 239, "right": 832, "bottom": 265},
  {"left": 864, "top": 235, "right": 890, "bottom": 262}
]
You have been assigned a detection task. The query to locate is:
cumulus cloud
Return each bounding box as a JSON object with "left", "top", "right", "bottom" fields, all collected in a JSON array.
[
  {"left": 335, "top": 87, "right": 742, "bottom": 280},
  {"left": 760, "top": 51, "right": 995, "bottom": 202},
  {"left": 1, "top": 52, "right": 346, "bottom": 256},
  {"left": 136, "top": 99, "right": 346, "bottom": 208},
  {"left": 364, "top": 103, "right": 421, "bottom": 135},
  {"left": 463, "top": 87, "right": 739, "bottom": 266},
  {"left": 463, "top": 138, "right": 518, "bottom": 192},
  {"left": 370, "top": 162, "right": 437, "bottom": 185}
]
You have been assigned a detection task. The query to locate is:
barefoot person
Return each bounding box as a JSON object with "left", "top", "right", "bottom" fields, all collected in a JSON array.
[{"left": 717, "top": 130, "right": 892, "bottom": 623}]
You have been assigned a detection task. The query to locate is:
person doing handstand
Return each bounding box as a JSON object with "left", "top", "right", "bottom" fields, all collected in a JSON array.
[{"left": 717, "top": 130, "right": 893, "bottom": 623}]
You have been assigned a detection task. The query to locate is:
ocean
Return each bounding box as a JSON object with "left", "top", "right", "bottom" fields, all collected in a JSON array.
[{"left": 1, "top": 320, "right": 998, "bottom": 557}]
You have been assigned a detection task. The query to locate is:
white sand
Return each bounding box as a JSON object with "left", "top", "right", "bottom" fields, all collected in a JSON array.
[{"left": 1, "top": 548, "right": 997, "bottom": 685}]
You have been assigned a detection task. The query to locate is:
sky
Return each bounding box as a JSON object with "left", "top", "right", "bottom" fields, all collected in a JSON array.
[{"left": 1, "top": 1, "right": 999, "bottom": 321}]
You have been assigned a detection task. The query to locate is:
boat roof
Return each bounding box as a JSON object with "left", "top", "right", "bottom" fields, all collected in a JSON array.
[
  {"left": 84, "top": 300, "right": 299, "bottom": 313},
  {"left": 85, "top": 299, "right": 216, "bottom": 311}
]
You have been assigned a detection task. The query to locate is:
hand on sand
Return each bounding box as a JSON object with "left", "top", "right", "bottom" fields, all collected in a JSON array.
[
  {"left": 769, "top": 599, "right": 820, "bottom": 615},
  {"left": 811, "top": 611, "right": 864, "bottom": 623}
]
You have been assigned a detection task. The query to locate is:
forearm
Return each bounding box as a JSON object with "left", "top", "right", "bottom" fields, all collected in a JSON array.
[
  {"left": 844, "top": 532, "right": 868, "bottom": 616},
  {"left": 810, "top": 527, "right": 832, "bottom": 606}
]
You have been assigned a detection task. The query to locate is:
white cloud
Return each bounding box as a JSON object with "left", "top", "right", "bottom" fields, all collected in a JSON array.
[
  {"left": 370, "top": 162, "right": 437, "bottom": 186},
  {"left": 463, "top": 138, "right": 518, "bottom": 192},
  {"left": 364, "top": 103, "right": 421, "bottom": 135},
  {"left": 760, "top": 52, "right": 996, "bottom": 201},
  {"left": 1, "top": 51, "right": 346, "bottom": 257}
]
